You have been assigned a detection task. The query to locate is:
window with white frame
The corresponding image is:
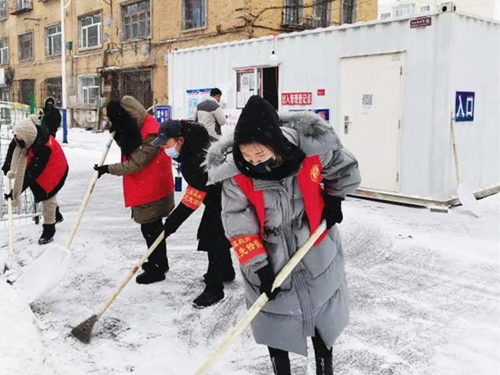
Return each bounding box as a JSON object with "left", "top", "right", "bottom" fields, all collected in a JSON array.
[
  {"left": 79, "top": 75, "right": 100, "bottom": 105},
  {"left": 314, "top": 0, "right": 332, "bottom": 27},
  {"left": 393, "top": 4, "right": 415, "bottom": 17},
  {"left": 421, "top": 5, "right": 430, "bottom": 12},
  {"left": 381, "top": 12, "right": 391, "bottom": 19},
  {"left": 19, "top": 32, "right": 33, "bottom": 61},
  {"left": 79, "top": 14, "right": 101, "bottom": 49},
  {"left": 0, "top": 39, "right": 8, "bottom": 65},
  {"left": 122, "top": 0, "right": 151, "bottom": 40},
  {"left": 0, "top": 88, "right": 9, "bottom": 101},
  {"left": 46, "top": 24, "right": 62, "bottom": 56},
  {"left": 0, "top": 0, "right": 7, "bottom": 20},
  {"left": 183, "top": 0, "right": 206, "bottom": 30}
]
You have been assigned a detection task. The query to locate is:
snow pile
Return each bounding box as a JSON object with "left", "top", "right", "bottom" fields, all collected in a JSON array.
[
  {"left": 0, "top": 279, "right": 52, "bottom": 375},
  {"left": 0, "top": 129, "right": 498, "bottom": 375}
]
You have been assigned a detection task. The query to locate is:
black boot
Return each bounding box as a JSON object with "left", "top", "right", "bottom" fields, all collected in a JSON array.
[
  {"left": 39, "top": 224, "right": 55, "bottom": 245},
  {"left": 192, "top": 286, "right": 224, "bottom": 308},
  {"left": 315, "top": 356, "right": 333, "bottom": 375},
  {"left": 203, "top": 269, "right": 235, "bottom": 283},
  {"left": 271, "top": 356, "right": 291, "bottom": 375},
  {"left": 136, "top": 264, "right": 166, "bottom": 285},
  {"left": 55, "top": 207, "right": 64, "bottom": 224}
]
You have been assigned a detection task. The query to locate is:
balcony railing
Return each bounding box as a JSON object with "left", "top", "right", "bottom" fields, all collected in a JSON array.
[
  {"left": 11, "top": 0, "right": 33, "bottom": 15},
  {"left": 282, "top": 10, "right": 334, "bottom": 30}
]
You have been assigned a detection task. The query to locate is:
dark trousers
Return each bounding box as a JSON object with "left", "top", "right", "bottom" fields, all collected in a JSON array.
[
  {"left": 140, "top": 219, "right": 168, "bottom": 272},
  {"left": 202, "top": 236, "right": 234, "bottom": 290},
  {"left": 268, "top": 329, "right": 333, "bottom": 360}
]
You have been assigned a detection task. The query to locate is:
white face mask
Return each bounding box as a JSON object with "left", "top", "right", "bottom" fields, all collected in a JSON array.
[{"left": 164, "top": 143, "right": 179, "bottom": 159}]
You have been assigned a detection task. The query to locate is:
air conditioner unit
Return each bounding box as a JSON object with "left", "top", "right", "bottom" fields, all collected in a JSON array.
[{"left": 439, "top": 2, "right": 456, "bottom": 13}]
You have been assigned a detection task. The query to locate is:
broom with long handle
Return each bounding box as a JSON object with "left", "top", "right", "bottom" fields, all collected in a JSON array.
[
  {"left": 65, "top": 132, "right": 115, "bottom": 249},
  {"left": 71, "top": 231, "right": 166, "bottom": 343},
  {"left": 194, "top": 221, "right": 328, "bottom": 375},
  {"left": 12, "top": 132, "right": 116, "bottom": 303},
  {"left": 6, "top": 177, "right": 14, "bottom": 253}
]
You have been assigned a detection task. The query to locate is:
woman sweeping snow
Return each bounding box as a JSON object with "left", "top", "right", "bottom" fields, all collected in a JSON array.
[
  {"left": 2, "top": 115, "right": 68, "bottom": 245},
  {"left": 206, "top": 96, "right": 361, "bottom": 375}
]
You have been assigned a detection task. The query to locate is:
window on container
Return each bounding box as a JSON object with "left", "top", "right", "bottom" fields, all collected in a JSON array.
[
  {"left": 18, "top": 32, "right": 33, "bottom": 61},
  {"left": 79, "top": 14, "right": 101, "bottom": 49},
  {"left": 381, "top": 12, "right": 391, "bottom": 19},
  {"left": 46, "top": 24, "right": 62, "bottom": 56},
  {"left": 0, "top": 39, "right": 8, "bottom": 65},
  {"left": 0, "top": 0, "right": 7, "bottom": 20},
  {"left": 19, "top": 79, "right": 35, "bottom": 105},
  {"left": 236, "top": 70, "right": 257, "bottom": 109},
  {"left": 314, "top": 0, "right": 332, "bottom": 27},
  {"left": 122, "top": 0, "right": 151, "bottom": 40},
  {"left": 421, "top": 5, "right": 430, "bottom": 12},
  {"left": 45, "top": 77, "right": 62, "bottom": 105},
  {"left": 79, "top": 76, "right": 100, "bottom": 105},
  {"left": 183, "top": 0, "right": 206, "bottom": 30},
  {"left": 283, "top": 0, "right": 304, "bottom": 26},
  {"left": 342, "top": 0, "right": 356, "bottom": 24}
]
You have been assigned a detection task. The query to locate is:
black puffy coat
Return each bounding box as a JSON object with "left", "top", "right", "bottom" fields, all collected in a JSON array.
[{"left": 163, "top": 121, "right": 229, "bottom": 250}]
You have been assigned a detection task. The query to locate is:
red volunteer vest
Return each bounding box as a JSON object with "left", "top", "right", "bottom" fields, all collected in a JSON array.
[
  {"left": 231, "top": 156, "right": 327, "bottom": 265},
  {"left": 123, "top": 115, "right": 174, "bottom": 207},
  {"left": 28, "top": 136, "right": 68, "bottom": 194}
]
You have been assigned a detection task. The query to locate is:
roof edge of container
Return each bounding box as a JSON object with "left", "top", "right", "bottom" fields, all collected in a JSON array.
[{"left": 171, "top": 11, "right": 498, "bottom": 56}]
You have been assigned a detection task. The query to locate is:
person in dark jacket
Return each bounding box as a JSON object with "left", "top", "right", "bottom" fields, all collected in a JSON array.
[
  {"left": 41, "top": 97, "right": 62, "bottom": 137},
  {"left": 2, "top": 115, "right": 68, "bottom": 244},
  {"left": 94, "top": 96, "right": 175, "bottom": 284},
  {"left": 151, "top": 119, "right": 235, "bottom": 308}
]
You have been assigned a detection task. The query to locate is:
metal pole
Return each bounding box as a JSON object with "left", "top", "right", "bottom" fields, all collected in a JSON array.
[{"left": 60, "top": 0, "right": 70, "bottom": 143}]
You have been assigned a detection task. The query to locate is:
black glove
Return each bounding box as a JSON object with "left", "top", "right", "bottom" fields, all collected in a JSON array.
[
  {"left": 321, "top": 196, "right": 343, "bottom": 229},
  {"left": 94, "top": 164, "right": 109, "bottom": 179},
  {"left": 256, "top": 263, "right": 281, "bottom": 300},
  {"left": 4, "top": 191, "right": 13, "bottom": 201}
]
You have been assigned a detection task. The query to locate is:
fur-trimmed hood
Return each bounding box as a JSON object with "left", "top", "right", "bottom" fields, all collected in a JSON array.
[{"left": 206, "top": 111, "right": 342, "bottom": 184}]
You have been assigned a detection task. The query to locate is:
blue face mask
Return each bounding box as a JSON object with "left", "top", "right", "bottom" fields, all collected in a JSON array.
[{"left": 165, "top": 144, "right": 179, "bottom": 159}]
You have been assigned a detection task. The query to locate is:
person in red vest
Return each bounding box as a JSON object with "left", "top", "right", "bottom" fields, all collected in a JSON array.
[
  {"left": 206, "top": 96, "right": 361, "bottom": 375},
  {"left": 2, "top": 115, "right": 68, "bottom": 245},
  {"left": 94, "top": 96, "right": 175, "bottom": 284}
]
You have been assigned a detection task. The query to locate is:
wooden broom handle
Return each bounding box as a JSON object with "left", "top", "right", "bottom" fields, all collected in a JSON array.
[
  {"left": 450, "top": 116, "right": 461, "bottom": 184},
  {"left": 6, "top": 177, "right": 14, "bottom": 253},
  {"left": 96, "top": 231, "right": 166, "bottom": 319},
  {"left": 64, "top": 132, "right": 115, "bottom": 249},
  {"left": 194, "top": 221, "right": 328, "bottom": 375}
]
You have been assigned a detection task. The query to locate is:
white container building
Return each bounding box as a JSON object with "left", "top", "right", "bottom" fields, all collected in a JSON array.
[{"left": 167, "top": 10, "right": 500, "bottom": 207}]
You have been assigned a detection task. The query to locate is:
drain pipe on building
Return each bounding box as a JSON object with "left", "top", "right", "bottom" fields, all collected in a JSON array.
[{"left": 60, "top": 0, "right": 72, "bottom": 144}]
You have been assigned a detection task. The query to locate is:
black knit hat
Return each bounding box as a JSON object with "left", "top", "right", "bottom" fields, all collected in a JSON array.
[{"left": 233, "top": 95, "right": 305, "bottom": 180}]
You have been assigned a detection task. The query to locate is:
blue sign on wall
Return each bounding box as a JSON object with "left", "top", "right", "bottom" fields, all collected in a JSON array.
[
  {"left": 155, "top": 105, "right": 171, "bottom": 124},
  {"left": 455, "top": 92, "right": 475, "bottom": 122}
]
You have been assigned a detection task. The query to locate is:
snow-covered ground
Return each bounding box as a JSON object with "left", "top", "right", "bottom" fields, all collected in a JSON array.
[{"left": 1, "top": 129, "right": 499, "bottom": 375}]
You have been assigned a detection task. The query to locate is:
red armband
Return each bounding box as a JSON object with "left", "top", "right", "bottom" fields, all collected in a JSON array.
[
  {"left": 181, "top": 186, "right": 207, "bottom": 210},
  {"left": 230, "top": 235, "right": 267, "bottom": 265}
]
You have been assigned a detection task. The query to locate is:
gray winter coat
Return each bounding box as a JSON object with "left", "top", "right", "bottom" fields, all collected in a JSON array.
[{"left": 206, "top": 112, "right": 361, "bottom": 355}]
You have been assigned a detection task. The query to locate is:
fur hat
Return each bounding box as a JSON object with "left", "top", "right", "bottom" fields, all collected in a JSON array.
[{"left": 14, "top": 115, "right": 39, "bottom": 148}]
